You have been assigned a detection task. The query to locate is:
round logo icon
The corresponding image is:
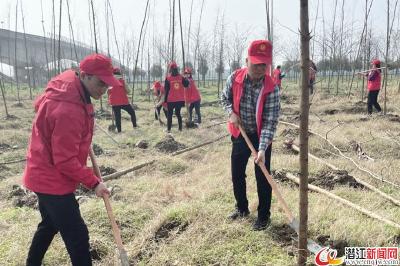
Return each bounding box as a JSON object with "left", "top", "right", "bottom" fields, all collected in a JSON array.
[{"left": 174, "top": 83, "right": 180, "bottom": 89}]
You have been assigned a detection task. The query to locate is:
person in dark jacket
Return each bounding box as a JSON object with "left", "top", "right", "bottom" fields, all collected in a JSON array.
[
  {"left": 163, "top": 62, "right": 189, "bottom": 133},
  {"left": 108, "top": 67, "right": 137, "bottom": 132},
  {"left": 23, "top": 54, "right": 119, "bottom": 266}
]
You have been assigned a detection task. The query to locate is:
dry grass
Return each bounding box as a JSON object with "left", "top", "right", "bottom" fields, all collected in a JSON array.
[{"left": 1, "top": 78, "right": 400, "bottom": 265}]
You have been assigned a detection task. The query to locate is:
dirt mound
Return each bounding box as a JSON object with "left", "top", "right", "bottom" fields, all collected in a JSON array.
[
  {"left": 154, "top": 135, "right": 186, "bottom": 153},
  {"left": 154, "top": 219, "right": 189, "bottom": 242},
  {"left": 92, "top": 143, "right": 104, "bottom": 156},
  {"left": 324, "top": 109, "right": 339, "bottom": 115},
  {"left": 316, "top": 235, "right": 348, "bottom": 257},
  {"left": 343, "top": 101, "right": 366, "bottom": 114},
  {"left": 386, "top": 114, "right": 400, "bottom": 122},
  {"left": 280, "top": 94, "right": 296, "bottom": 104},
  {"left": 132, "top": 219, "right": 189, "bottom": 264},
  {"left": 0, "top": 143, "right": 11, "bottom": 152},
  {"left": 309, "top": 170, "right": 364, "bottom": 190},
  {"left": 11, "top": 103, "right": 25, "bottom": 108},
  {"left": 90, "top": 239, "right": 108, "bottom": 261},
  {"left": 136, "top": 140, "right": 149, "bottom": 149},
  {"left": 99, "top": 165, "right": 117, "bottom": 176},
  {"left": 7, "top": 185, "right": 38, "bottom": 208},
  {"left": 269, "top": 223, "right": 298, "bottom": 256}
]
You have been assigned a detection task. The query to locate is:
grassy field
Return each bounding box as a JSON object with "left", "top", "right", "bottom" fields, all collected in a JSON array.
[{"left": 0, "top": 76, "right": 400, "bottom": 265}]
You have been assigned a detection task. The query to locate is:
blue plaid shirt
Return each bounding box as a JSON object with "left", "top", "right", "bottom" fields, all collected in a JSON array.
[{"left": 220, "top": 72, "right": 280, "bottom": 151}]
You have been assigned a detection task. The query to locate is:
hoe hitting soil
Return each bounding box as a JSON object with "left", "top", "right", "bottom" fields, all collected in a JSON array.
[
  {"left": 238, "top": 125, "right": 324, "bottom": 255},
  {"left": 89, "top": 147, "right": 129, "bottom": 266}
]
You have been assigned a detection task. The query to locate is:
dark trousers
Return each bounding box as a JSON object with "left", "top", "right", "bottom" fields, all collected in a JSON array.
[
  {"left": 167, "top": 101, "right": 184, "bottom": 131},
  {"left": 367, "top": 90, "right": 382, "bottom": 114},
  {"left": 155, "top": 106, "right": 167, "bottom": 120},
  {"left": 26, "top": 193, "right": 92, "bottom": 266},
  {"left": 231, "top": 133, "right": 272, "bottom": 221},
  {"left": 112, "top": 104, "right": 137, "bottom": 132},
  {"left": 309, "top": 79, "right": 315, "bottom": 95},
  {"left": 189, "top": 100, "right": 201, "bottom": 123}
]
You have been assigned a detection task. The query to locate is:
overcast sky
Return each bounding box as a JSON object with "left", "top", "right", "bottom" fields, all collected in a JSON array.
[{"left": 0, "top": 0, "right": 391, "bottom": 67}]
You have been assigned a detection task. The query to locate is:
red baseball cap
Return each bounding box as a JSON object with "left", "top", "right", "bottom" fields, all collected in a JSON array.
[
  {"left": 80, "top": 53, "right": 120, "bottom": 87},
  {"left": 169, "top": 61, "right": 178, "bottom": 69},
  {"left": 248, "top": 40, "right": 272, "bottom": 65},
  {"left": 153, "top": 81, "right": 161, "bottom": 88},
  {"left": 371, "top": 59, "right": 380, "bottom": 65},
  {"left": 113, "top": 67, "right": 121, "bottom": 74},
  {"left": 184, "top": 67, "right": 192, "bottom": 74}
]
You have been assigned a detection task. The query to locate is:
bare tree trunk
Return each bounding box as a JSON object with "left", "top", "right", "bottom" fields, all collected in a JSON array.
[
  {"left": 14, "top": 1, "right": 21, "bottom": 104},
  {"left": 298, "top": 0, "right": 311, "bottom": 264},
  {"left": 131, "top": 0, "right": 150, "bottom": 102},
  {"left": 0, "top": 79, "right": 10, "bottom": 117},
  {"left": 41, "top": 0, "right": 50, "bottom": 81},
  {"left": 335, "top": 0, "right": 345, "bottom": 95},
  {"left": 186, "top": 0, "right": 194, "bottom": 63},
  {"left": 20, "top": 1, "right": 32, "bottom": 99},
  {"left": 66, "top": 0, "right": 78, "bottom": 62},
  {"left": 171, "top": 0, "right": 175, "bottom": 61},
  {"left": 57, "top": 0, "right": 63, "bottom": 74}
]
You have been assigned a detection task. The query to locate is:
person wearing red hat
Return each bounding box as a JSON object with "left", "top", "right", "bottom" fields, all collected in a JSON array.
[
  {"left": 107, "top": 67, "right": 137, "bottom": 132},
  {"left": 221, "top": 40, "right": 280, "bottom": 231},
  {"left": 359, "top": 59, "right": 382, "bottom": 115},
  {"left": 152, "top": 81, "right": 168, "bottom": 120},
  {"left": 162, "top": 61, "right": 189, "bottom": 132},
  {"left": 309, "top": 60, "right": 317, "bottom": 94},
  {"left": 23, "top": 53, "right": 119, "bottom": 265},
  {"left": 273, "top": 65, "right": 285, "bottom": 92},
  {"left": 183, "top": 67, "right": 202, "bottom": 123}
]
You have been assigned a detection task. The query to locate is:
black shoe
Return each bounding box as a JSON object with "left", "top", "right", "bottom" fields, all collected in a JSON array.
[
  {"left": 252, "top": 217, "right": 271, "bottom": 231},
  {"left": 228, "top": 209, "right": 249, "bottom": 220}
]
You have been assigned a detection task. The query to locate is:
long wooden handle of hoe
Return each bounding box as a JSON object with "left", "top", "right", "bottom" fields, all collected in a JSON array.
[
  {"left": 238, "top": 126, "right": 295, "bottom": 222},
  {"left": 89, "top": 148, "right": 125, "bottom": 251}
]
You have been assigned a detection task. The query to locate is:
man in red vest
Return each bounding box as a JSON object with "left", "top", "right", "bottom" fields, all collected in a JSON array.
[
  {"left": 107, "top": 67, "right": 137, "bottom": 132},
  {"left": 23, "top": 53, "right": 119, "bottom": 265},
  {"left": 153, "top": 81, "right": 167, "bottom": 120},
  {"left": 273, "top": 65, "right": 285, "bottom": 92},
  {"left": 183, "top": 67, "right": 202, "bottom": 123},
  {"left": 164, "top": 61, "right": 189, "bottom": 132},
  {"left": 359, "top": 59, "right": 382, "bottom": 115},
  {"left": 221, "top": 40, "right": 280, "bottom": 231}
]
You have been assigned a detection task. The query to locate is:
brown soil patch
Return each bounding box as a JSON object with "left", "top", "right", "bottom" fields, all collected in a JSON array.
[
  {"left": 154, "top": 135, "right": 186, "bottom": 153},
  {"left": 7, "top": 185, "right": 38, "bottom": 208},
  {"left": 316, "top": 235, "right": 348, "bottom": 257},
  {"left": 92, "top": 143, "right": 104, "bottom": 156},
  {"left": 99, "top": 165, "right": 117, "bottom": 176},
  {"left": 309, "top": 170, "right": 364, "bottom": 190}
]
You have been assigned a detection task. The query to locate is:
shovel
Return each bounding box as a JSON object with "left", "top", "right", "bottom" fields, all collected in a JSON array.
[
  {"left": 89, "top": 147, "right": 130, "bottom": 266},
  {"left": 238, "top": 125, "right": 323, "bottom": 255}
]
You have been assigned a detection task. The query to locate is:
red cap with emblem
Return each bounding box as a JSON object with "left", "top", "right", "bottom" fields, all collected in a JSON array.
[
  {"left": 169, "top": 61, "right": 178, "bottom": 69},
  {"left": 247, "top": 40, "right": 272, "bottom": 65},
  {"left": 371, "top": 59, "right": 381, "bottom": 65},
  {"left": 80, "top": 53, "right": 120, "bottom": 87},
  {"left": 153, "top": 81, "right": 161, "bottom": 88}
]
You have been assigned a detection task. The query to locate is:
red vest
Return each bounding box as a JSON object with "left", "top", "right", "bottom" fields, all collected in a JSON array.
[
  {"left": 166, "top": 75, "right": 185, "bottom": 102},
  {"left": 273, "top": 69, "right": 282, "bottom": 85},
  {"left": 185, "top": 78, "right": 201, "bottom": 103},
  {"left": 367, "top": 70, "right": 381, "bottom": 91},
  {"left": 108, "top": 79, "right": 129, "bottom": 106},
  {"left": 228, "top": 68, "right": 276, "bottom": 138}
]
